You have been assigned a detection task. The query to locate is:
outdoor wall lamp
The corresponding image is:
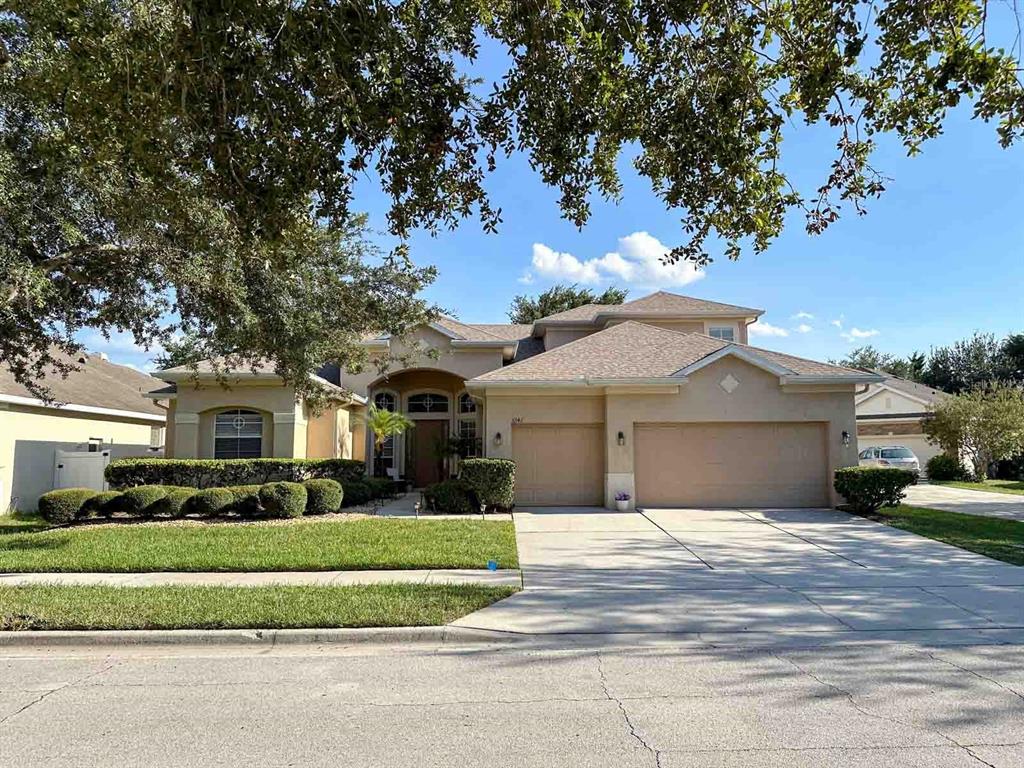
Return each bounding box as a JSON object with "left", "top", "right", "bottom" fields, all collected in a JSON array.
[
  {"left": 841, "top": 430, "right": 851, "bottom": 447},
  {"left": 617, "top": 431, "right": 626, "bottom": 446},
  {"left": 494, "top": 431, "right": 503, "bottom": 446}
]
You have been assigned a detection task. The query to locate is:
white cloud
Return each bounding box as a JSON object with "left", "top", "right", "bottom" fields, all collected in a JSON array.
[
  {"left": 517, "top": 272, "right": 535, "bottom": 285},
  {"left": 795, "top": 323, "right": 813, "bottom": 334},
  {"left": 791, "top": 311, "right": 814, "bottom": 320},
  {"left": 841, "top": 327, "right": 880, "bottom": 342},
  {"left": 830, "top": 317, "right": 844, "bottom": 329},
  {"left": 530, "top": 232, "right": 705, "bottom": 287},
  {"left": 748, "top": 322, "right": 789, "bottom": 338}
]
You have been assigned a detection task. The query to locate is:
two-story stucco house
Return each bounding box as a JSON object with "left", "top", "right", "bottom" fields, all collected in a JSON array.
[{"left": 149, "top": 291, "right": 880, "bottom": 509}]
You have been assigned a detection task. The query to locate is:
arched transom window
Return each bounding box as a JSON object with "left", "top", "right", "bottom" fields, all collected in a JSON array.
[
  {"left": 214, "top": 409, "right": 263, "bottom": 459},
  {"left": 458, "top": 392, "right": 476, "bottom": 414},
  {"left": 407, "top": 393, "right": 449, "bottom": 413},
  {"left": 374, "top": 391, "right": 397, "bottom": 411}
]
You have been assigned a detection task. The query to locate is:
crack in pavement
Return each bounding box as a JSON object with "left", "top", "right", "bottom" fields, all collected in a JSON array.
[
  {"left": 596, "top": 652, "right": 663, "bottom": 768},
  {"left": 918, "top": 649, "right": 1024, "bottom": 704},
  {"left": 918, "top": 587, "right": 1000, "bottom": 626},
  {"left": 770, "top": 650, "right": 1003, "bottom": 768},
  {"left": 0, "top": 658, "right": 117, "bottom": 728}
]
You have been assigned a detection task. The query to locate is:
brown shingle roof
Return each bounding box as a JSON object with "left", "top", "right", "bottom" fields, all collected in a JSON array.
[
  {"left": 466, "top": 323, "right": 534, "bottom": 341},
  {"left": 533, "top": 291, "right": 763, "bottom": 326},
  {"left": 0, "top": 350, "right": 166, "bottom": 416},
  {"left": 472, "top": 322, "right": 869, "bottom": 383},
  {"left": 867, "top": 371, "right": 950, "bottom": 404}
]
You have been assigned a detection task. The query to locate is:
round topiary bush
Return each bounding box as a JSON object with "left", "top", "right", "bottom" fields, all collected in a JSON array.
[
  {"left": 259, "top": 481, "right": 307, "bottom": 518},
  {"left": 37, "top": 488, "right": 99, "bottom": 524},
  {"left": 460, "top": 458, "right": 516, "bottom": 510},
  {"left": 341, "top": 478, "right": 373, "bottom": 507},
  {"left": 925, "top": 454, "right": 967, "bottom": 482},
  {"left": 223, "top": 484, "right": 263, "bottom": 517},
  {"left": 151, "top": 487, "right": 198, "bottom": 518},
  {"left": 186, "top": 487, "right": 235, "bottom": 518},
  {"left": 834, "top": 466, "right": 917, "bottom": 514},
  {"left": 424, "top": 479, "right": 479, "bottom": 515},
  {"left": 302, "top": 478, "right": 343, "bottom": 515},
  {"left": 82, "top": 490, "right": 123, "bottom": 518},
  {"left": 119, "top": 485, "right": 169, "bottom": 517}
]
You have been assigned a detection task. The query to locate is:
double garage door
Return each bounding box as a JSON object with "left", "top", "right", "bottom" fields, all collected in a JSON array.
[
  {"left": 635, "top": 422, "right": 829, "bottom": 508},
  {"left": 511, "top": 421, "right": 829, "bottom": 508}
]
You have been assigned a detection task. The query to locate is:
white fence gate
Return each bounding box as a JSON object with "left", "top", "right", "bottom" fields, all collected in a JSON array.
[{"left": 53, "top": 450, "right": 111, "bottom": 493}]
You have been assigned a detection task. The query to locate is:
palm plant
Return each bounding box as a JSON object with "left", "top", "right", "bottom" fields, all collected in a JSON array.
[{"left": 364, "top": 404, "right": 414, "bottom": 477}]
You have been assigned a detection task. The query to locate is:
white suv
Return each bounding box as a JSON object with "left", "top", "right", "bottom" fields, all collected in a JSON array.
[{"left": 858, "top": 445, "right": 920, "bottom": 477}]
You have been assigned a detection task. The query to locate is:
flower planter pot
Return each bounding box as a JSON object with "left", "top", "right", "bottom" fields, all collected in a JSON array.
[{"left": 615, "top": 499, "right": 630, "bottom": 512}]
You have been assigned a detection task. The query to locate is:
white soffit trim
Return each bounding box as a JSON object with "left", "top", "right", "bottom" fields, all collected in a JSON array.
[
  {"left": 673, "top": 345, "right": 794, "bottom": 378},
  {"left": 780, "top": 373, "right": 882, "bottom": 385},
  {"left": 465, "top": 377, "right": 688, "bottom": 389},
  {"left": 0, "top": 393, "right": 167, "bottom": 423}
]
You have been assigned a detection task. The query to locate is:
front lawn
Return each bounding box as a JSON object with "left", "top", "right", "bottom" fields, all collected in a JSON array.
[
  {"left": 0, "top": 517, "right": 518, "bottom": 572},
  {"left": 0, "top": 584, "right": 517, "bottom": 631},
  {"left": 860, "top": 505, "right": 1024, "bottom": 566},
  {"left": 933, "top": 480, "right": 1024, "bottom": 496}
]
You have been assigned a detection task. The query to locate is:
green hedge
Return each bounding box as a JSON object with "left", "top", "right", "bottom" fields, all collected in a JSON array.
[
  {"left": 259, "top": 482, "right": 307, "bottom": 518},
  {"left": 187, "top": 488, "right": 235, "bottom": 518},
  {"left": 105, "top": 458, "right": 366, "bottom": 490},
  {"left": 925, "top": 454, "right": 968, "bottom": 481},
  {"left": 303, "top": 479, "right": 343, "bottom": 515},
  {"left": 460, "top": 458, "right": 516, "bottom": 510},
  {"left": 834, "top": 467, "right": 917, "bottom": 514},
  {"left": 37, "top": 488, "right": 99, "bottom": 524},
  {"left": 119, "top": 485, "right": 169, "bottom": 517},
  {"left": 151, "top": 487, "right": 197, "bottom": 518},
  {"left": 82, "top": 490, "right": 122, "bottom": 519},
  {"left": 425, "top": 479, "right": 479, "bottom": 515}
]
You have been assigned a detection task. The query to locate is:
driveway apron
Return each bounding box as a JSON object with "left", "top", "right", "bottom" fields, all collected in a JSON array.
[{"left": 453, "top": 506, "right": 1024, "bottom": 640}]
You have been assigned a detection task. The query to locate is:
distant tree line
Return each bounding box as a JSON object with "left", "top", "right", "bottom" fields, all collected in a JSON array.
[{"left": 833, "top": 332, "right": 1024, "bottom": 394}]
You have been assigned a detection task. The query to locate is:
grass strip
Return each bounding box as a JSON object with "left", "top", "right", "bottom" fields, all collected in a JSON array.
[
  {"left": 0, "top": 517, "right": 518, "bottom": 573},
  {"left": 859, "top": 505, "right": 1024, "bottom": 566},
  {"left": 0, "top": 584, "right": 517, "bottom": 631},
  {"left": 933, "top": 480, "right": 1024, "bottom": 496}
]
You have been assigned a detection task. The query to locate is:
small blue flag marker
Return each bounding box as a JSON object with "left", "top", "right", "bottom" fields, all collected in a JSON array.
[{"left": 487, "top": 559, "right": 498, "bottom": 571}]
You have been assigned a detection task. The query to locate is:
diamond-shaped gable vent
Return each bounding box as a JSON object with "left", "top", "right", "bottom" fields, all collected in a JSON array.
[{"left": 719, "top": 374, "right": 740, "bottom": 394}]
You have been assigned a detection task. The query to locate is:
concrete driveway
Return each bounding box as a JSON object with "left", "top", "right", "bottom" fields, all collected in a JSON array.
[
  {"left": 454, "top": 506, "right": 1024, "bottom": 641},
  {"left": 905, "top": 483, "right": 1024, "bottom": 521}
]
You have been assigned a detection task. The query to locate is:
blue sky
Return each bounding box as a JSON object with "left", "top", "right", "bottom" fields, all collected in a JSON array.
[{"left": 88, "top": 50, "right": 1024, "bottom": 372}]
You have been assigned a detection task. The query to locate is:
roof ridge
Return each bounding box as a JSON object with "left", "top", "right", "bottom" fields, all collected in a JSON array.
[{"left": 436, "top": 315, "right": 508, "bottom": 342}]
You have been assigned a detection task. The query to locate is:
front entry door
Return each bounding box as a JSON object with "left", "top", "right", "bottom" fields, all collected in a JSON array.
[{"left": 410, "top": 419, "right": 447, "bottom": 487}]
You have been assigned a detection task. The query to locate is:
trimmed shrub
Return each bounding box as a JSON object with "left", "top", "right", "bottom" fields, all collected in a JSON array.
[
  {"left": 259, "top": 482, "right": 307, "bottom": 518},
  {"left": 81, "top": 490, "right": 123, "bottom": 519},
  {"left": 119, "top": 485, "right": 169, "bottom": 517},
  {"left": 303, "top": 479, "right": 343, "bottom": 515},
  {"left": 186, "top": 488, "right": 235, "bottom": 518},
  {"left": 926, "top": 454, "right": 968, "bottom": 482},
  {"left": 37, "top": 488, "right": 98, "bottom": 524},
  {"left": 834, "top": 467, "right": 917, "bottom": 514},
  {"left": 105, "top": 458, "right": 366, "bottom": 490},
  {"left": 151, "top": 487, "right": 197, "bottom": 518},
  {"left": 366, "top": 477, "right": 392, "bottom": 500},
  {"left": 424, "top": 479, "right": 479, "bottom": 515},
  {"left": 341, "top": 478, "right": 373, "bottom": 507},
  {"left": 460, "top": 458, "right": 516, "bottom": 510},
  {"left": 224, "top": 484, "right": 264, "bottom": 517}
]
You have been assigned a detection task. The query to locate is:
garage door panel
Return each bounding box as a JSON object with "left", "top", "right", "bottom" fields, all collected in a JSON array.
[
  {"left": 635, "top": 423, "right": 828, "bottom": 508},
  {"left": 513, "top": 425, "right": 604, "bottom": 506}
]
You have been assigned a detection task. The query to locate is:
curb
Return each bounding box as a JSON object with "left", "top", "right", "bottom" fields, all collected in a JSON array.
[{"left": 0, "top": 625, "right": 519, "bottom": 648}]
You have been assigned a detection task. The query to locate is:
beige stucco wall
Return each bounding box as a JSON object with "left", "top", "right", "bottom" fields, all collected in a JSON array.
[
  {"left": 477, "top": 357, "right": 857, "bottom": 509},
  {"left": 542, "top": 328, "right": 594, "bottom": 349},
  {"left": 343, "top": 326, "right": 504, "bottom": 397},
  {"left": 0, "top": 404, "right": 161, "bottom": 513},
  {"left": 169, "top": 381, "right": 301, "bottom": 459}
]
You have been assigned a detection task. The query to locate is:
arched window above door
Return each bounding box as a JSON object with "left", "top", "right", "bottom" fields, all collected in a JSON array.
[
  {"left": 407, "top": 393, "right": 449, "bottom": 414},
  {"left": 374, "top": 391, "right": 397, "bottom": 411}
]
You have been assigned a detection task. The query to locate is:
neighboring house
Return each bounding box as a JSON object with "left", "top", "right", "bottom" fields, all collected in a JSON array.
[
  {"left": 149, "top": 361, "right": 366, "bottom": 463},
  {"left": 150, "top": 290, "right": 879, "bottom": 509},
  {"left": 855, "top": 372, "right": 949, "bottom": 468},
  {"left": 1, "top": 351, "right": 167, "bottom": 513}
]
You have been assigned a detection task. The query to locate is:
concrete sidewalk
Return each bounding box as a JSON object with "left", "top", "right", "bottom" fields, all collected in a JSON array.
[
  {"left": 905, "top": 483, "right": 1024, "bottom": 521},
  {"left": 0, "top": 569, "right": 522, "bottom": 588}
]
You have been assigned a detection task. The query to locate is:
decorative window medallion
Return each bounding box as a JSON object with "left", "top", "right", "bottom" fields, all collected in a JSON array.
[{"left": 719, "top": 374, "right": 740, "bottom": 394}]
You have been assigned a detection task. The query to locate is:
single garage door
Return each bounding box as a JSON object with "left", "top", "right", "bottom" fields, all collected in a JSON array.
[
  {"left": 512, "top": 424, "right": 604, "bottom": 506},
  {"left": 635, "top": 422, "right": 828, "bottom": 508}
]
